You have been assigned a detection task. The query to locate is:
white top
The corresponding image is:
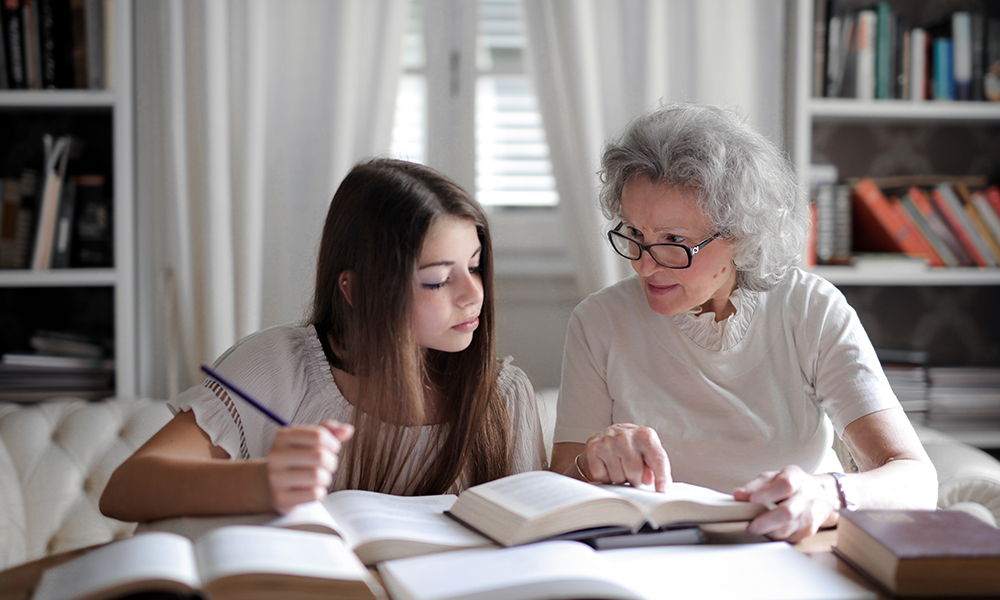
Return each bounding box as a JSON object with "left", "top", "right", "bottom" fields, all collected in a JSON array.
[
  {"left": 554, "top": 268, "right": 900, "bottom": 493},
  {"left": 169, "top": 324, "right": 547, "bottom": 494}
]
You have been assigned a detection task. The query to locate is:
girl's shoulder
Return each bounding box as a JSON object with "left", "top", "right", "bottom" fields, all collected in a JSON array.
[{"left": 213, "top": 323, "right": 320, "bottom": 367}]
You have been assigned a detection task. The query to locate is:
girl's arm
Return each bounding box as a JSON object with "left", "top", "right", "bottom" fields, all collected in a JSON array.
[{"left": 99, "top": 410, "right": 353, "bottom": 523}]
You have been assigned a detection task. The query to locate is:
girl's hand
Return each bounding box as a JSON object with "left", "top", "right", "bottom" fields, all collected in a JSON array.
[
  {"left": 265, "top": 421, "right": 355, "bottom": 514},
  {"left": 579, "top": 423, "right": 672, "bottom": 491},
  {"left": 734, "top": 465, "right": 839, "bottom": 543}
]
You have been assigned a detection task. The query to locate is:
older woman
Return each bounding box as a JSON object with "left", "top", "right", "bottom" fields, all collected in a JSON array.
[{"left": 551, "top": 102, "right": 937, "bottom": 542}]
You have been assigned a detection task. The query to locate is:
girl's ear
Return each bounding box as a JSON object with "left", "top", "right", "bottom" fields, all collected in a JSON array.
[{"left": 338, "top": 270, "right": 355, "bottom": 306}]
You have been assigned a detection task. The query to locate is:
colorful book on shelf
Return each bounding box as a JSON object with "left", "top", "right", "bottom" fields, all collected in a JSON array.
[
  {"left": 906, "top": 186, "right": 972, "bottom": 266},
  {"left": 933, "top": 37, "right": 954, "bottom": 100},
  {"left": 874, "top": 2, "right": 892, "bottom": 100},
  {"left": 834, "top": 509, "right": 1000, "bottom": 598},
  {"left": 851, "top": 178, "right": 942, "bottom": 267},
  {"left": 952, "top": 12, "right": 973, "bottom": 100},
  {"left": 855, "top": 9, "right": 876, "bottom": 100},
  {"left": 932, "top": 182, "right": 997, "bottom": 267},
  {"left": 31, "top": 527, "right": 386, "bottom": 600},
  {"left": 909, "top": 27, "right": 927, "bottom": 100},
  {"left": 898, "top": 193, "right": 957, "bottom": 267},
  {"left": 954, "top": 182, "right": 1000, "bottom": 263}
]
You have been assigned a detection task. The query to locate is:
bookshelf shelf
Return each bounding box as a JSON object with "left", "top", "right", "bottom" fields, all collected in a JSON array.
[
  {"left": 0, "top": 269, "right": 119, "bottom": 287},
  {"left": 809, "top": 98, "right": 1000, "bottom": 123},
  {"left": 811, "top": 265, "right": 1000, "bottom": 286},
  {"left": 0, "top": 0, "right": 135, "bottom": 398}
]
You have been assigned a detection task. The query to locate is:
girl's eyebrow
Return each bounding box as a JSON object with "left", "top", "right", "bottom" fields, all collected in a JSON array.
[{"left": 418, "top": 246, "right": 482, "bottom": 270}]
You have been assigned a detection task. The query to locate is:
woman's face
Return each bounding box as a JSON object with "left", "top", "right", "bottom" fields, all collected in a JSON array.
[
  {"left": 619, "top": 174, "right": 738, "bottom": 319},
  {"left": 412, "top": 216, "right": 485, "bottom": 352}
]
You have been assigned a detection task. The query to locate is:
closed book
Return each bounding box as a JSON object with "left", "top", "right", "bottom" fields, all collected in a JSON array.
[
  {"left": 834, "top": 509, "right": 1000, "bottom": 597},
  {"left": 952, "top": 12, "right": 972, "bottom": 100},
  {"left": 874, "top": 2, "right": 892, "bottom": 99},
  {"left": 907, "top": 186, "right": 972, "bottom": 266},
  {"left": 851, "top": 178, "right": 940, "bottom": 266},
  {"left": 855, "top": 10, "right": 876, "bottom": 100},
  {"left": 971, "top": 190, "right": 1000, "bottom": 259},
  {"left": 909, "top": 28, "right": 926, "bottom": 100},
  {"left": 933, "top": 37, "right": 954, "bottom": 100},
  {"left": 933, "top": 183, "right": 997, "bottom": 267},
  {"left": 37, "top": 0, "right": 76, "bottom": 88},
  {"left": 2, "top": 0, "right": 27, "bottom": 88},
  {"left": 899, "top": 194, "right": 955, "bottom": 266}
]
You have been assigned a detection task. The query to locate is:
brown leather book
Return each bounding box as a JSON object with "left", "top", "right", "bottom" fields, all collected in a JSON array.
[{"left": 834, "top": 509, "right": 1000, "bottom": 597}]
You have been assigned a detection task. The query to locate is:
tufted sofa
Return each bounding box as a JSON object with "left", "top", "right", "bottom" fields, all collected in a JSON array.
[{"left": 2, "top": 393, "right": 1000, "bottom": 572}]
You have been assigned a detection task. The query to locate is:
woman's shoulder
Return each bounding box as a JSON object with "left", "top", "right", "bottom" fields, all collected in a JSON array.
[{"left": 570, "top": 275, "right": 645, "bottom": 326}]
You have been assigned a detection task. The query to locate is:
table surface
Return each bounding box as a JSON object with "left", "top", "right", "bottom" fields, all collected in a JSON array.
[{"left": 0, "top": 527, "right": 882, "bottom": 600}]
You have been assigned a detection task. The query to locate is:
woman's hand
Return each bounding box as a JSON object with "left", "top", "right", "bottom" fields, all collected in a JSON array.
[
  {"left": 266, "top": 420, "right": 355, "bottom": 514},
  {"left": 733, "top": 465, "right": 839, "bottom": 543},
  {"left": 577, "top": 423, "right": 672, "bottom": 491}
]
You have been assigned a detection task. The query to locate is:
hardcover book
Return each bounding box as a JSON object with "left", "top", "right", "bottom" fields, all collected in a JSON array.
[{"left": 834, "top": 509, "right": 1000, "bottom": 597}]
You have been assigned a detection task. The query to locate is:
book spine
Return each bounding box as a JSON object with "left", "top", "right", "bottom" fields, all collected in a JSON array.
[
  {"left": 20, "top": 0, "right": 39, "bottom": 88},
  {"left": 964, "top": 201, "right": 1000, "bottom": 262},
  {"left": 856, "top": 10, "right": 876, "bottom": 100},
  {"left": 952, "top": 12, "right": 972, "bottom": 101},
  {"left": 888, "top": 196, "right": 945, "bottom": 267},
  {"left": 973, "top": 190, "right": 1000, "bottom": 252},
  {"left": 899, "top": 195, "right": 953, "bottom": 266},
  {"left": 2, "top": 0, "right": 27, "bottom": 89},
  {"left": 970, "top": 12, "right": 985, "bottom": 101},
  {"left": 813, "top": 0, "right": 827, "bottom": 97},
  {"left": 909, "top": 28, "right": 925, "bottom": 100},
  {"left": 875, "top": 2, "right": 892, "bottom": 99},
  {"left": 933, "top": 37, "right": 954, "bottom": 100},
  {"left": 83, "top": 0, "right": 101, "bottom": 88},
  {"left": 909, "top": 186, "right": 972, "bottom": 266},
  {"left": 932, "top": 184, "right": 993, "bottom": 267}
]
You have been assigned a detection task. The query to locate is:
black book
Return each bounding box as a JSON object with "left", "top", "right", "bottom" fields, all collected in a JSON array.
[
  {"left": 37, "top": 0, "right": 74, "bottom": 88},
  {"left": 1, "top": 0, "right": 26, "bottom": 89}
]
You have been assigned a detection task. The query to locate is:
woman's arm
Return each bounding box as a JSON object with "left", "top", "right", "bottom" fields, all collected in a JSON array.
[
  {"left": 735, "top": 407, "right": 937, "bottom": 542},
  {"left": 99, "top": 410, "right": 353, "bottom": 522}
]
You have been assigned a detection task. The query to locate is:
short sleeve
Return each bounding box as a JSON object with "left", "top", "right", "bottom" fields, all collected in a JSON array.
[{"left": 498, "top": 358, "right": 548, "bottom": 472}]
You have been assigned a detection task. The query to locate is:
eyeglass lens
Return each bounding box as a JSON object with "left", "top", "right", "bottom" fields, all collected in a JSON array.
[{"left": 610, "top": 234, "right": 690, "bottom": 267}]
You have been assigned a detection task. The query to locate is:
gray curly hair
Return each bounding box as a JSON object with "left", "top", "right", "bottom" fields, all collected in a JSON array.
[{"left": 599, "top": 102, "right": 808, "bottom": 292}]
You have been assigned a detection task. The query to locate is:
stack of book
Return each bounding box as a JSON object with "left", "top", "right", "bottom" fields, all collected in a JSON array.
[
  {"left": 842, "top": 177, "right": 1000, "bottom": 269},
  {"left": 0, "top": 329, "right": 114, "bottom": 401},
  {"left": 877, "top": 348, "right": 930, "bottom": 424},
  {"left": 815, "top": 1, "right": 1000, "bottom": 102},
  {"left": 925, "top": 366, "right": 1000, "bottom": 432}
]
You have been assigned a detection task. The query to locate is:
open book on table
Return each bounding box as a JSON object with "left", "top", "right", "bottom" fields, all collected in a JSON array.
[
  {"left": 445, "top": 470, "right": 767, "bottom": 547},
  {"left": 140, "top": 489, "right": 495, "bottom": 566},
  {"left": 31, "top": 526, "right": 385, "bottom": 600},
  {"left": 378, "top": 539, "right": 876, "bottom": 600}
]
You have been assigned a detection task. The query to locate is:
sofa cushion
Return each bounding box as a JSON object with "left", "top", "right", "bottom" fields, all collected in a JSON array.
[{"left": 0, "top": 398, "right": 173, "bottom": 570}]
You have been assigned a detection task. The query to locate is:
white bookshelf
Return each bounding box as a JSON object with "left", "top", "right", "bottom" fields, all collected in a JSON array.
[{"left": 0, "top": 0, "right": 136, "bottom": 397}]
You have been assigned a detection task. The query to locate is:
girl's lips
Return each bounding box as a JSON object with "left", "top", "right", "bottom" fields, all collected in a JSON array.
[
  {"left": 453, "top": 317, "right": 480, "bottom": 333},
  {"left": 645, "top": 281, "right": 678, "bottom": 296}
]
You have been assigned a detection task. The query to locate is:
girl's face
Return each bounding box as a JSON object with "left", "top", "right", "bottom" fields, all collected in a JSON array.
[
  {"left": 413, "top": 216, "right": 485, "bottom": 352},
  {"left": 619, "top": 174, "right": 738, "bottom": 319}
]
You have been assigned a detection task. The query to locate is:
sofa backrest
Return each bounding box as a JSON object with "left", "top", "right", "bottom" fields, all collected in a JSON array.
[{"left": 0, "top": 398, "right": 172, "bottom": 570}]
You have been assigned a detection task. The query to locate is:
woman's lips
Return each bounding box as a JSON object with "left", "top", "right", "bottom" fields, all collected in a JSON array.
[
  {"left": 453, "top": 317, "right": 480, "bottom": 333},
  {"left": 645, "top": 281, "right": 678, "bottom": 296}
]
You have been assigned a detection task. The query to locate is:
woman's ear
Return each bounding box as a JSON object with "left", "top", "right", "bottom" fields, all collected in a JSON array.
[{"left": 338, "top": 270, "right": 355, "bottom": 306}]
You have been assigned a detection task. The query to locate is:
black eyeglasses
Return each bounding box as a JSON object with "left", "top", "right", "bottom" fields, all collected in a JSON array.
[{"left": 607, "top": 222, "right": 722, "bottom": 269}]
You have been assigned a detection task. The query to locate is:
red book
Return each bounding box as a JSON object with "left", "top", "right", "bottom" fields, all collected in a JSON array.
[
  {"left": 987, "top": 185, "right": 1000, "bottom": 218},
  {"left": 835, "top": 509, "right": 1000, "bottom": 598},
  {"left": 851, "top": 178, "right": 943, "bottom": 266},
  {"left": 930, "top": 185, "right": 990, "bottom": 267}
]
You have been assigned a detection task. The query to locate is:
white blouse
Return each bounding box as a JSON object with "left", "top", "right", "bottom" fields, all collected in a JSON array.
[{"left": 169, "top": 324, "right": 547, "bottom": 494}]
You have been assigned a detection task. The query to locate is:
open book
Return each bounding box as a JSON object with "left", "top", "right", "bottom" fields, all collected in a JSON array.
[
  {"left": 446, "top": 470, "right": 766, "bottom": 546},
  {"left": 378, "top": 539, "right": 876, "bottom": 600},
  {"left": 31, "top": 526, "right": 385, "bottom": 600},
  {"left": 142, "top": 489, "right": 495, "bottom": 565}
]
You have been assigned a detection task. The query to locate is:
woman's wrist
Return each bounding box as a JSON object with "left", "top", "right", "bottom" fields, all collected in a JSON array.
[{"left": 574, "top": 453, "right": 597, "bottom": 483}]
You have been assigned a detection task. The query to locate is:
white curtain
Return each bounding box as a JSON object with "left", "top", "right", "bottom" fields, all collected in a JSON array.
[
  {"left": 522, "top": 0, "right": 787, "bottom": 297},
  {"left": 134, "top": 0, "right": 408, "bottom": 398}
]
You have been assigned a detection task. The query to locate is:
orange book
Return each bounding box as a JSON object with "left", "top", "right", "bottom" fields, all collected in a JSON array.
[
  {"left": 851, "top": 178, "right": 943, "bottom": 266},
  {"left": 931, "top": 184, "right": 992, "bottom": 267}
]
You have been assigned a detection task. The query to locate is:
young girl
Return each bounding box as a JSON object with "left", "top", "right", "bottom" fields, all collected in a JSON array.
[{"left": 100, "top": 158, "right": 547, "bottom": 522}]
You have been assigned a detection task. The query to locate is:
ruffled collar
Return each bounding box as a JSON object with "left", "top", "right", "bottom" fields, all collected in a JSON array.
[{"left": 669, "top": 286, "right": 757, "bottom": 351}]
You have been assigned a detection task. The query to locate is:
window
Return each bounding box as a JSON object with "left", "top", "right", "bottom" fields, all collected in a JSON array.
[{"left": 391, "top": 0, "right": 559, "bottom": 209}]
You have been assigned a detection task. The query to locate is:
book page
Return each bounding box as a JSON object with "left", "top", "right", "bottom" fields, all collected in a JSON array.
[
  {"left": 607, "top": 482, "right": 763, "bottom": 526},
  {"left": 601, "top": 542, "right": 874, "bottom": 600},
  {"left": 321, "top": 490, "right": 492, "bottom": 552},
  {"left": 467, "top": 470, "right": 622, "bottom": 519},
  {"left": 32, "top": 532, "right": 201, "bottom": 600},
  {"left": 193, "top": 525, "right": 369, "bottom": 584},
  {"left": 378, "top": 541, "right": 646, "bottom": 600}
]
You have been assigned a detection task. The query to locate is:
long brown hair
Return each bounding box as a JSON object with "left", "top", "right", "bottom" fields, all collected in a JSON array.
[{"left": 310, "top": 158, "right": 510, "bottom": 494}]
